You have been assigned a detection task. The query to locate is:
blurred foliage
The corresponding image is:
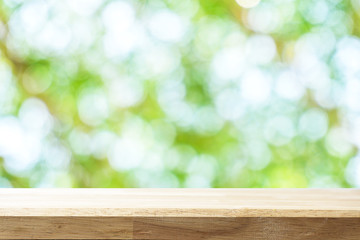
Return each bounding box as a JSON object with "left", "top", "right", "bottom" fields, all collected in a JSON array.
[{"left": 0, "top": 0, "right": 360, "bottom": 188}]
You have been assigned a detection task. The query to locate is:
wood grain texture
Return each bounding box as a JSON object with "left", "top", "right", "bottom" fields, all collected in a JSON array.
[
  {"left": 0, "top": 189, "right": 359, "bottom": 239},
  {"left": 1, "top": 217, "right": 360, "bottom": 239},
  {"left": 0, "top": 217, "right": 133, "bottom": 239},
  {"left": 1, "top": 188, "right": 359, "bottom": 217},
  {"left": 133, "top": 217, "right": 360, "bottom": 240}
]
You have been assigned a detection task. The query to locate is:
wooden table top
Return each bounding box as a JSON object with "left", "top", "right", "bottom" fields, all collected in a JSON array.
[{"left": 1, "top": 188, "right": 359, "bottom": 218}]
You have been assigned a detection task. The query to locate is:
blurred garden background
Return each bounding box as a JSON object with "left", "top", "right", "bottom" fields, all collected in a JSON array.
[{"left": 0, "top": 0, "right": 360, "bottom": 187}]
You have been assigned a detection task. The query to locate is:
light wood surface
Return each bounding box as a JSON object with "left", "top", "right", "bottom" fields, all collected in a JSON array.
[
  {"left": 0, "top": 189, "right": 359, "bottom": 239},
  {"left": 0, "top": 188, "right": 359, "bottom": 217}
]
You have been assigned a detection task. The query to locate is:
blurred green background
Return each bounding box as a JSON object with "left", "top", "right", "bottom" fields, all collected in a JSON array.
[{"left": 0, "top": 0, "right": 359, "bottom": 188}]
